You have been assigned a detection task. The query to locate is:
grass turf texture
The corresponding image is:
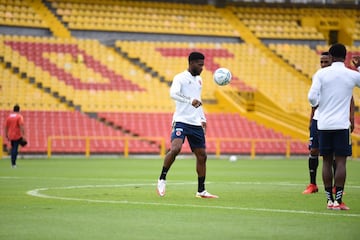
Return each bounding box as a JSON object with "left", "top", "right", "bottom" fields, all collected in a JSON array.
[{"left": 0, "top": 156, "right": 359, "bottom": 240}]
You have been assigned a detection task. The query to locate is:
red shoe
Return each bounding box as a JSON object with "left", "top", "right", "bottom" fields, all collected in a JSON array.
[
  {"left": 332, "top": 201, "right": 350, "bottom": 210},
  {"left": 302, "top": 184, "right": 318, "bottom": 194}
]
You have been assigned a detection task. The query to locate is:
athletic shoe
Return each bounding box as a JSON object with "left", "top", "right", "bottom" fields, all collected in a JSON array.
[
  {"left": 332, "top": 201, "right": 350, "bottom": 210},
  {"left": 195, "top": 190, "right": 219, "bottom": 199},
  {"left": 11, "top": 165, "right": 17, "bottom": 168},
  {"left": 327, "top": 200, "right": 334, "bottom": 210},
  {"left": 302, "top": 184, "right": 318, "bottom": 194},
  {"left": 157, "top": 179, "right": 166, "bottom": 197}
]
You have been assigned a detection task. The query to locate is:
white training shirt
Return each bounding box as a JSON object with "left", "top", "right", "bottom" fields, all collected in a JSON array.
[
  {"left": 169, "top": 70, "right": 206, "bottom": 126},
  {"left": 308, "top": 63, "right": 360, "bottom": 130}
]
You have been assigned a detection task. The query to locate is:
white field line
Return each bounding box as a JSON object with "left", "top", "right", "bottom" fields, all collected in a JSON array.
[
  {"left": 2, "top": 176, "right": 360, "bottom": 189},
  {"left": 26, "top": 183, "right": 360, "bottom": 218}
]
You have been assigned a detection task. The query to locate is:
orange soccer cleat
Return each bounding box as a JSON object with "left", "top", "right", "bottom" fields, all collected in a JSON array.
[{"left": 302, "top": 184, "right": 319, "bottom": 194}]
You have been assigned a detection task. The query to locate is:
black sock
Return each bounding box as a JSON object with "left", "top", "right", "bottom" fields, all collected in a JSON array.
[
  {"left": 198, "top": 176, "right": 205, "bottom": 193},
  {"left": 325, "top": 187, "right": 334, "bottom": 202},
  {"left": 309, "top": 155, "right": 318, "bottom": 184},
  {"left": 335, "top": 186, "right": 344, "bottom": 203},
  {"left": 159, "top": 167, "right": 169, "bottom": 180}
]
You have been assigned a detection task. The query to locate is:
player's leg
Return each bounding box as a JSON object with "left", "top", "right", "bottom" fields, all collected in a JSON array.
[
  {"left": 188, "top": 125, "right": 218, "bottom": 198},
  {"left": 332, "top": 157, "right": 337, "bottom": 193},
  {"left": 332, "top": 129, "right": 351, "bottom": 210},
  {"left": 193, "top": 147, "right": 207, "bottom": 192},
  {"left": 159, "top": 138, "right": 183, "bottom": 179},
  {"left": 157, "top": 123, "right": 185, "bottom": 197},
  {"left": 193, "top": 147, "right": 217, "bottom": 198},
  {"left": 303, "top": 119, "right": 319, "bottom": 194},
  {"left": 322, "top": 154, "right": 334, "bottom": 205},
  {"left": 318, "top": 130, "right": 335, "bottom": 209},
  {"left": 10, "top": 140, "right": 19, "bottom": 168}
]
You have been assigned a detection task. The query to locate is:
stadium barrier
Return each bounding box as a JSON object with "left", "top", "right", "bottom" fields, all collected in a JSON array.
[
  {"left": 207, "top": 138, "right": 308, "bottom": 158},
  {"left": 0, "top": 136, "right": 357, "bottom": 159},
  {"left": 45, "top": 136, "right": 309, "bottom": 158},
  {"left": 47, "top": 136, "right": 166, "bottom": 158}
]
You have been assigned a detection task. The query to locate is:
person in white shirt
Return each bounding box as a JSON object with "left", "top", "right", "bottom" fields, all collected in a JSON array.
[
  {"left": 308, "top": 43, "right": 360, "bottom": 210},
  {"left": 303, "top": 52, "right": 355, "bottom": 194},
  {"left": 156, "top": 52, "right": 218, "bottom": 199},
  {"left": 303, "top": 52, "right": 332, "bottom": 194}
]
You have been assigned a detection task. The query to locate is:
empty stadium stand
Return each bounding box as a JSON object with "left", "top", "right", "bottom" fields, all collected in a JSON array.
[
  {"left": 1, "top": 0, "right": 359, "bottom": 157},
  {"left": 50, "top": 0, "right": 239, "bottom": 37}
]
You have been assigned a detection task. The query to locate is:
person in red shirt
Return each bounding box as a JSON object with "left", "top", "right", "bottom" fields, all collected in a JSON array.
[{"left": 4, "top": 105, "right": 26, "bottom": 168}]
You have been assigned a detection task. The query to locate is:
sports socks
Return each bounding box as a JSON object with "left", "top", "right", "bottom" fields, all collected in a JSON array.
[
  {"left": 308, "top": 155, "right": 319, "bottom": 184},
  {"left": 335, "top": 186, "right": 344, "bottom": 204},
  {"left": 198, "top": 176, "right": 205, "bottom": 193},
  {"left": 159, "top": 166, "right": 169, "bottom": 180},
  {"left": 325, "top": 187, "right": 334, "bottom": 202}
]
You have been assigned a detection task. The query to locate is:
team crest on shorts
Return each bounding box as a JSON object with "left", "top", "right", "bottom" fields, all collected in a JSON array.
[
  {"left": 309, "top": 137, "right": 313, "bottom": 146},
  {"left": 175, "top": 128, "right": 183, "bottom": 136}
]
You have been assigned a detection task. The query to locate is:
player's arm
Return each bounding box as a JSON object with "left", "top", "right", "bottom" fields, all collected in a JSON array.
[
  {"left": 352, "top": 56, "right": 360, "bottom": 70},
  {"left": 170, "top": 78, "right": 202, "bottom": 107},
  {"left": 350, "top": 96, "right": 355, "bottom": 132},
  {"left": 308, "top": 74, "right": 321, "bottom": 108},
  {"left": 309, "top": 107, "right": 316, "bottom": 130},
  {"left": 200, "top": 108, "right": 206, "bottom": 134},
  {"left": 19, "top": 116, "right": 26, "bottom": 140},
  {"left": 4, "top": 125, "right": 8, "bottom": 140},
  {"left": 20, "top": 125, "right": 25, "bottom": 139}
]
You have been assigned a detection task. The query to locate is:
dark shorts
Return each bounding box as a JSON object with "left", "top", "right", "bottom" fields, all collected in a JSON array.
[
  {"left": 309, "top": 119, "right": 319, "bottom": 150},
  {"left": 318, "top": 129, "right": 352, "bottom": 156},
  {"left": 171, "top": 122, "right": 206, "bottom": 150}
]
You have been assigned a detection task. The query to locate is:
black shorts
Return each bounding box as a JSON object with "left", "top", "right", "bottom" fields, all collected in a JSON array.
[
  {"left": 309, "top": 119, "right": 319, "bottom": 150},
  {"left": 318, "top": 129, "right": 352, "bottom": 156},
  {"left": 171, "top": 122, "right": 206, "bottom": 150}
]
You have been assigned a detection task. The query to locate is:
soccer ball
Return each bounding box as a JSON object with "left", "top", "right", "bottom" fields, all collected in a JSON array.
[
  {"left": 213, "top": 68, "right": 232, "bottom": 86},
  {"left": 229, "top": 155, "right": 237, "bottom": 162}
]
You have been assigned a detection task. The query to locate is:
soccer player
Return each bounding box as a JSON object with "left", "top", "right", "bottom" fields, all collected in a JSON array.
[
  {"left": 156, "top": 52, "right": 218, "bottom": 198},
  {"left": 308, "top": 43, "right": 360, "bottom": 210},
  {"left": 4, "top": 104, "right": 26, "bottom": 168},
  {"left": 303, "top": 52, "right": 332, "bottom": 194},
  {"left": 303, "top": 52, "right": 355, "bottom": 194}
]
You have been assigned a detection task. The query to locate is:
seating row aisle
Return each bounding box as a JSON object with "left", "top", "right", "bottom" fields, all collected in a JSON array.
[{"left": 0, "top": 64, "right": 69, "bottom": 111}]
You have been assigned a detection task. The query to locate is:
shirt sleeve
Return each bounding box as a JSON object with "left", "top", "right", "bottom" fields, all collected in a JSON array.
[
  {"left": 199, "top": 106, "right": 206, "bottom": 123},
  {"left": 308, "top": 72, "right": 321, "bottom": 107},
  {"left": 169, "top": 76, "right": 192, "bottom": 104}
]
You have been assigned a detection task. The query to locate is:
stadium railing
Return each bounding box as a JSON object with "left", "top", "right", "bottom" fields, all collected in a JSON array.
[{"left": 47, "top": 136, "right": 167, "bottom": 158}]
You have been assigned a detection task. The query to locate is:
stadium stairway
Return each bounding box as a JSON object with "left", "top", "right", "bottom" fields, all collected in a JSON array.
[
  {"left": 216, "top": 7, "right": 313, "bottom": 140},
  {"left": 28, "top": 0, "right": 71, "bottom": 38}
]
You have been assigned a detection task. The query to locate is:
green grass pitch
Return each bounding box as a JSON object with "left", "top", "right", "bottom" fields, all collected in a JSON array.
[{"left": 0, "top": 156, "right": 359, "bottom": 240}]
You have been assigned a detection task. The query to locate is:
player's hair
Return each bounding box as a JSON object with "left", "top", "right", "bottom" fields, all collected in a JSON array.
[
  {"left": 188, "top": 52, "right": 205, "bottom": 63},
  {"left": 321, "top": 51, "right": 330, "bottom": 56},
  {"left": 329, "top": 43, "right": 346, "bottom": 59},
  {"left": 13, "top": 104, "right": 20, "bottom": 112}
]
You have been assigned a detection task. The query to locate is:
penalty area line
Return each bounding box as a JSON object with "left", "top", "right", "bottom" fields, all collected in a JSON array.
[{"left": 26, "top": 185, "right": 360, "bottom": 218}]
